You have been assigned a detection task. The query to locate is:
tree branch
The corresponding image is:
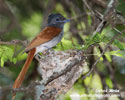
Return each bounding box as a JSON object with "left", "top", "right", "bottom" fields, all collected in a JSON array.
[{"left": 0, "top": 39, "right": 28, "bottom": 46}]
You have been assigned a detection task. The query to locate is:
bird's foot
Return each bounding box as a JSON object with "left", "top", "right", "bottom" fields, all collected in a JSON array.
[{"left": 42, "top": 48, "right": 55, "bottom": 55}]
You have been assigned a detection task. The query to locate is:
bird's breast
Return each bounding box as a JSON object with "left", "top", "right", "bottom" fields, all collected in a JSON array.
[{"left": 35, "top": 31, "right": 63, "bottom": 54}]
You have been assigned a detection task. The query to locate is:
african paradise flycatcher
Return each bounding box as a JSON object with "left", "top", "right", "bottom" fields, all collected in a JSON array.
[{"left": 12, "top": 13, "right": 70, "bottom": 100}]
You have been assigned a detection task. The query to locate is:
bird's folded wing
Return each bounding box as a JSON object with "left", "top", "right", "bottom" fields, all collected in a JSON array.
[{"left": 25, "top": 26, "right": 61, "bottom": 52}]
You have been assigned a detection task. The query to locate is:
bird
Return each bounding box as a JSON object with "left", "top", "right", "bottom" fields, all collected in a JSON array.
[{"left": 12, "top": 13, "right": 70, "bottom": 100}]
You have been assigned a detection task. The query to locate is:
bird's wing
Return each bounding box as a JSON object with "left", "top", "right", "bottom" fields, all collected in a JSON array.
[{"left": 25, "top": 26, "right": 61, "bottom": 52}]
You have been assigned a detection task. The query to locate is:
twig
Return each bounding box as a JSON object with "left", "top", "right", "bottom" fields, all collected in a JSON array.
[
  {"left": 92, "top": 20, "right": 106, "bottom": 36},
  {"left": 12, "top": 81, "right": 40, "bottom": 93},
  {"left": 113, "top": 27, "right": 123, "bottom": 35},
  {"left": 0, "top": 39, "right": 28, "bottom": 46},
  {"left": 82, "top": 0, "right": 95, "bottom": 16},
  {"left": 83, "top": 0, "right": 106, "bottom": 36},
  {"left": 0, "top": 40, "right": 28, "bottom": 56}
]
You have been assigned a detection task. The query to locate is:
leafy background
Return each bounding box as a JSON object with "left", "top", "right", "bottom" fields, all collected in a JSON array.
[{"left": 0, "top": 0, "right": 125, "bottom": 100}]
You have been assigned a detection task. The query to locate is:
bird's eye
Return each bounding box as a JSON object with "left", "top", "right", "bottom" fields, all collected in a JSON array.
[{"left": 56, "top": 18, "right": 59, "bottom": 21}]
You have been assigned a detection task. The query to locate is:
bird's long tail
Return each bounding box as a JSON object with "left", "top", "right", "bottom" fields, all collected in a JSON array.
[{"left": 12, "top": 48, "right": 36, "bottom": 100}]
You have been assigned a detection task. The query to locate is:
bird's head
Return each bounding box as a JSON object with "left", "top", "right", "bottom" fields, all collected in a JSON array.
[{"left": 47, "top": 13, "right": 70, "bottom": 29}]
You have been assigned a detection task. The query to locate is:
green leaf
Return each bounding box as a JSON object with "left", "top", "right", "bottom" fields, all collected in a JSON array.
[
  {"left": 105, "top": 53, "right": 112, "bottom": 62},
  {"left": 106, "top": 77, "right": 113, "bottom": 88},
  {"left": 54, "top": 38, "right": 84, "bottom": 51},
  {"left": 84, "top": 33, "right": 110, "bottom": 50},
  {"left": 1, "top": 57, "right": 5, "bottom": 67},
  {"left": 105, "top": 50, "right": 125, "bottom": 57},
  {"left": 54, "top": 38, "right": 73, "bottom": 50},
  {"left": 113, "top": 40, "right": 125, "bottom": 50},
  {"left": 12, "top": 58, "right": 17, "bottom": 64},
  {"left": 0, "top": 45, "right": 17, "bottom": 67}
]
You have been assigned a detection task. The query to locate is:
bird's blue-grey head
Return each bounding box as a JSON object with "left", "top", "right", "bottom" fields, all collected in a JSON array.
[{"left": 47, "top": 13, "right": 70, "bottom": 29}]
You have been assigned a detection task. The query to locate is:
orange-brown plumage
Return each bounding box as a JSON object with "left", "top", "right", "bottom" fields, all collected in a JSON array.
[{"left": 25, "top": 26, "right": 61, "bottom": 52}]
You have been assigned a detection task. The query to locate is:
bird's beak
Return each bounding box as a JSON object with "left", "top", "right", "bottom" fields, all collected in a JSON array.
[{"left": 63, "top": 19, "right": 70, "bottom": 23}]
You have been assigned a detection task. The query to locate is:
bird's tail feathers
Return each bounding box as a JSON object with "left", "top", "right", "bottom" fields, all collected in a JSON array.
[{"left": 12, "top": 48, "right": 36, "bottom": 100}]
